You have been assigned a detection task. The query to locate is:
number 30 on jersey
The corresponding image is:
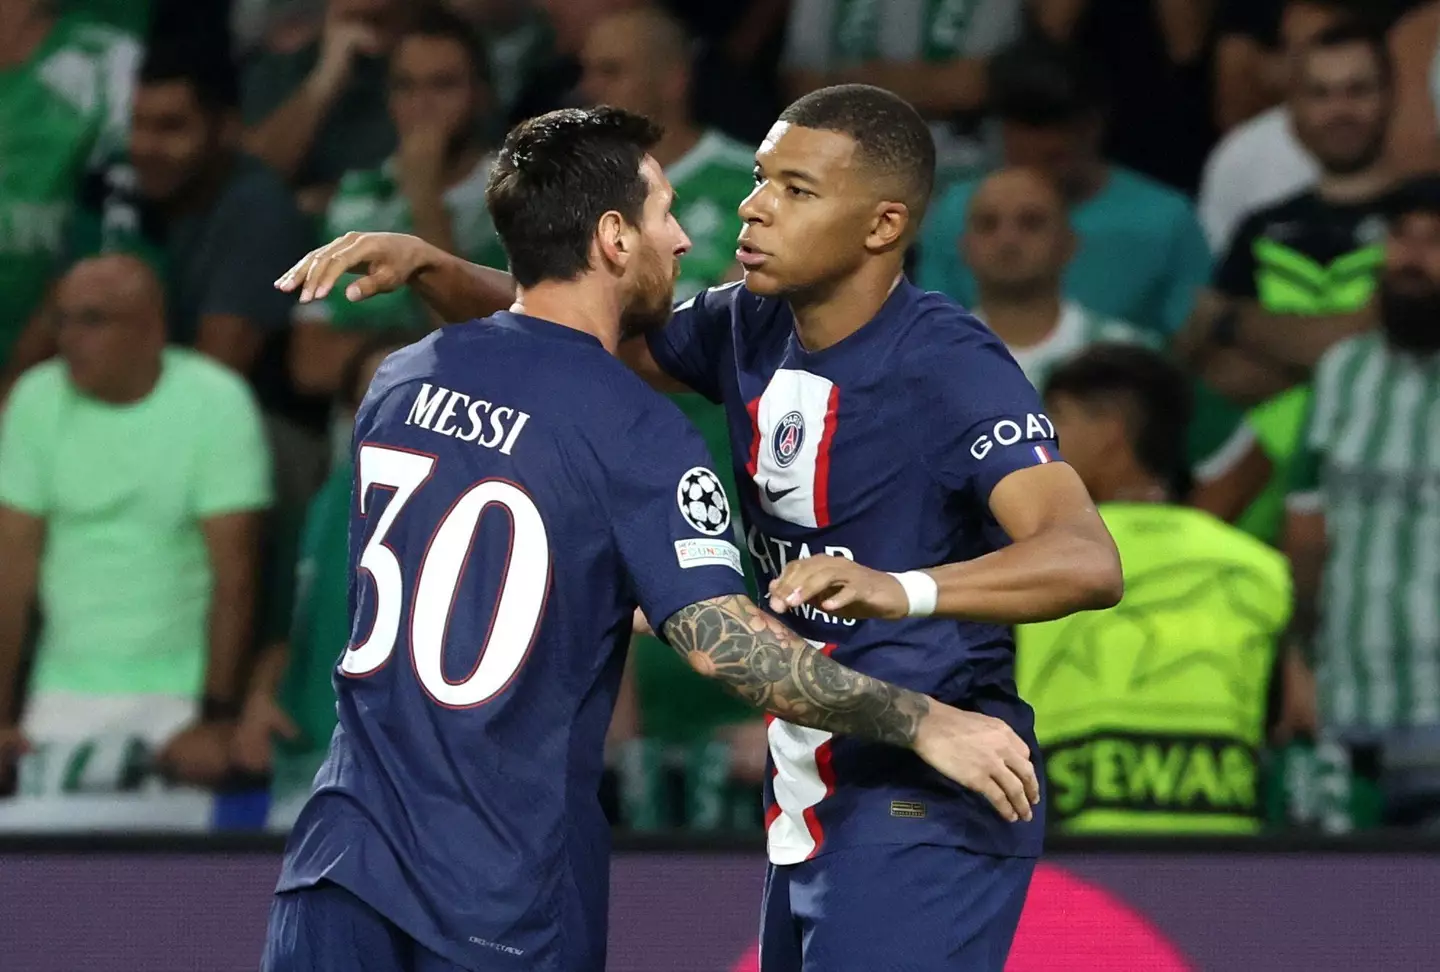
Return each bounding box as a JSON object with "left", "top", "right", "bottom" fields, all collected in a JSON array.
[{"left": 340, "top": 444, "right": 551, "bottom": 708}]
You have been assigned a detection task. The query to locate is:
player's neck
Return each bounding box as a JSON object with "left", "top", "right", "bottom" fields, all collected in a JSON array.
[
  {"left": 975, "top": 291, "right": 1062, "bottom": 350},
  {"left": 1102, "top": 471, "right": 1169, "bottom": 505},
  {"left": 1317, "top": 162, "right": 1394, "bottom": 205},
  {"left": 789, "top": 257, "right": 905, "bottom": 353},
  {"left": 649, "top": 122, "right": 703, "bottom": 170},
  {"left": 510, "top": 280, "right": 623, "bottom": 352}
]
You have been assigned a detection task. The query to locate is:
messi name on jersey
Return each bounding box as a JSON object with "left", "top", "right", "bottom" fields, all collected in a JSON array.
[{"left": 404, "top": 382, "right": 532, "bottom": 455}]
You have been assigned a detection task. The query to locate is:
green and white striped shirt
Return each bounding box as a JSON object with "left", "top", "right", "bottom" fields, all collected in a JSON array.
[{"left": 1289, "top": 334, "right": 1440, "bottom": 732}]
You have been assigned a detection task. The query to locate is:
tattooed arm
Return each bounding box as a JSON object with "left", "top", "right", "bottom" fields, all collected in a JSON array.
[{"left": 660, "top": 594, "right": 1041, "bottom": 821}]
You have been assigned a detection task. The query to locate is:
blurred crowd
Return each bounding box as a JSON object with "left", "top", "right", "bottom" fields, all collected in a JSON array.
[{"left": 1, "top": 0, "right": 1440, "bottom": 838}]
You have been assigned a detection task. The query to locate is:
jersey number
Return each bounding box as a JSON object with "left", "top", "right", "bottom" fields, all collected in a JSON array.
[{"left": 340, "top": 444, "right": 550, "bottom": 707}]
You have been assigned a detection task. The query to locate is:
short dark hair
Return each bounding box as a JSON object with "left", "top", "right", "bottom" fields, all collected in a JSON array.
[
  {"left": 1303, "top": 21, "right": 1394, "bottom": 88},
  {"left": 486, "top": 107, "right": 662, "bottom": 288},
  {"left": 1044, "top": 344, "right": 1194, "bottom": 496},
  {"left": 341, "top": 331, "right": 418, "bottom": 411},
  {"left": 988, "top": 39, "right": 1107, "bottom": 127},
  {"left": 778, "top": 84, "right": 936, "bottom": 226},
  {"left": 138, "top": 39, "right": 240, "bottom": 114},
  {"left": 398, "top": 4, "right": 492, "bottom": 88}
]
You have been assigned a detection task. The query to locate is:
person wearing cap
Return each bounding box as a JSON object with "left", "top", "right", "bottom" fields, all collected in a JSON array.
[{"left": 1278, "top": 173, "right": 1440, "bottom": 831}]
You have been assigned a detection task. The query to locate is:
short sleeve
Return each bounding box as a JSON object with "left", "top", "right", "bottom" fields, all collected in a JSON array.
[
  {"left": 200, "top": 176, "right": 314, "bottom": 330},
  {"left": 1160, "top": 205, "right": 1214, "bottom": 334},
  {"left": 646, "top": 283, "right": 738, "bottom": 403},
  {"left": 607, "top": 397, "right": 748, "bottom": 633},
  {"left": 0, "top": 368, "right": 59, "bottom": 515},
  {"left": 190, "top": 366, "right": 275, "bottom": 517},
  {"left": 915, "top": 329, "right": 1063, "bottom": 504},
  {"left": 1213, "top": 212, "right": 1263, "bottom": 298}
]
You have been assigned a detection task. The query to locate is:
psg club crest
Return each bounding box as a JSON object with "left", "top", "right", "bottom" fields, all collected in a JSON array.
[
  {"left": 771, "top": 411, "right": 806, "bottom": 468},
  {"left": 677, "top": 466, "right": 731, "bottom": 536}
]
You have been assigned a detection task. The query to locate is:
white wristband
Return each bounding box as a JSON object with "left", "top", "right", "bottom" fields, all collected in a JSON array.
[{"left": 888, "top": 570, "right": 938, "bottom": 617}]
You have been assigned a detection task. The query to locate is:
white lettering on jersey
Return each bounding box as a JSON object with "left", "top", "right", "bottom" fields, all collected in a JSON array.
[
  {"left": 674, "top": 538, "right": 744, "bottom": 574},
  {"left": 746, "top": 526, "right": 858, "bottom": 627},
  {"left": 969, "top": 412, "right": 1054, "bottom": 460},
  {"left": 405, "top": 383, "right": 531, "bottom": 455},
  {"left": 752, "top": 370, "right": 840, "bottom": 528}
]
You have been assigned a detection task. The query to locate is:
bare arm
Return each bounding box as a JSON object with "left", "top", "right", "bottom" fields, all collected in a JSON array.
[
  {"left": 1387, "top": 3, "right": 1440, "bottom": 175},
  {"left": 1213, "top": 34, "right": 1276, "bottom": 131},
  {"left": 1030, "top": 0, "right": 1090, "bottom": 42},
  {"left": 200, "top": 511, "right": 262, "bottom": 708},
  {"left": 662, "top": 593, "right": 1040, "bottom": 820},
  {"left": 0, "top": 296, "right": 59, "bottom": 403},
  {"left": 0, "top": 507, "right": 43, "bottom": 727},
  {"left": 1233, "top": 301, "right": 1374, "bottom": 371},
  {"left": 1282, "top": 506, "right": 1326, "bottom": 667},
  {"left": 1190, "top": 437, "right": 1274, "bottom": 522}
]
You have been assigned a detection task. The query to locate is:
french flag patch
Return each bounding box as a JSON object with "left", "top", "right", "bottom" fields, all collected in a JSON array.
[{"left": 1033, "top": 445, "right": 1053, "bottom": 464}]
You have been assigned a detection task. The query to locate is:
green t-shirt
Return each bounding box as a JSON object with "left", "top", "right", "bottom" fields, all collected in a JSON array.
[
  {"left": 0, "top": 14, "right": 139, "bottom": 368},
  {"left": 1016, "top": 502, "right": 1290, "bottom": 834},
  {"left": 314, "top": 154, "right": 508, "bottom": 331},
  {"left": 0, "top": 349, "right": 273, "bottom": 697},
  {"left": 668, "top": 130, "right": 757, "bottom": 302},
  {"left": 271, "top": 458, "right": 355, "bottom": 804},
  {"left": 60, "top": 0, "right": 152, "bottom": 36},
  {"left": 631, "top": 392, "right": 759, "bottom": 743}
]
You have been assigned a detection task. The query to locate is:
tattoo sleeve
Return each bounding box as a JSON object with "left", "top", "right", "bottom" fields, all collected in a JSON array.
[{"left": 661, "top": 595, "right": 930, "bottom": 747}]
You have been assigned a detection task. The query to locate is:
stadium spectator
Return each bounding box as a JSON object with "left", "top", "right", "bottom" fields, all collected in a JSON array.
[
  {"left": 1198, "top": 0, "right": 1359, "bottom": 254},
  {"left": 507, "top": 0, "right": 644, "bottom": 125},
  {"left": 920, "top": 40, "right": 1212, "bottom": 339},
  {"left": 0, "top": 0, "right": 140, "bottom": 397},
  {"left": 1180, "top": 22, "right": 1397, "bottom": 548},
  {"left": 0, "top": 255, "right": 272, "bottom": 829},
  {"left": 580, "top": 5, "right": 752, "bottom": 301},
  {"left": 781, "top": 0, "right": 1023, "bottom": 187},
  {"left": 443, "top": 0, "right": 557, "bottom": 120},
  {"left": 579, "top": 4, "right": 766, "bottom": 831},
  {"left": 1031, "top": 0, "right": 1219, "bottom": 193},
  {"left": 962, "top": 166, "right": 1153, "bottom": 389},
  {"left": 1281, "top": 175, "right": 1440, "bottom": 830},
  {"left": 290, "top": 6, "right": 506, "bottom": 401},
  {"left": 1018, "top": 344, "right": 1289, "bottom": 834},
  {"left": 242, "top": 0, "right": 408, "bottom": 211},
  {"left": 234, "top": 334, "right": 406, "bottom": 830},
  {"left": 1213, "top": 0, "right": 1295, "bottom": 131}
]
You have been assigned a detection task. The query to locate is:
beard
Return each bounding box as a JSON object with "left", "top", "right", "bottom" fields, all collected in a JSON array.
[
  {"left": 618, "top": 246, "right": 677, "bottom": 341},
  {"left": 1379, "top": 274, "right": 1440, "bottom": 355}
]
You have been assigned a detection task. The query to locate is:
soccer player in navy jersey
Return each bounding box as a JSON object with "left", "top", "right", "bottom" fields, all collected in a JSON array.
[
  {"left": 265, "top": 105, "right": 1042, "bottom": 972},
  {"left": 279, "top": 87, "right": 1121, "bottom": 971}
]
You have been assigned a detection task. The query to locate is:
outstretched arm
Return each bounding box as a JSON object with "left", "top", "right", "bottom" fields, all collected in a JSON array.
[{"left": 661, "top": 594, "right": 1040, "bottom": 821}]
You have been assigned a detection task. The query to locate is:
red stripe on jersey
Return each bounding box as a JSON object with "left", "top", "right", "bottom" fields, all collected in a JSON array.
[
  {"left": 801, "top": 643, "right": 839, "bottom": 858},
  {"left": 811, "top": 386, "right": 841, "bottom": 527},
  {"left": 746, "top": 396, "right": 762, "bottom": 479}
]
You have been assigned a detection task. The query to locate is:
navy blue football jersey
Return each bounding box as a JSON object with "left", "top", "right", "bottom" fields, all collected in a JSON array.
[
  {"left": 276, "top": 313, "right": 748, "bottom": 971},
  {"left": 647, "top": 279, "right": 1060, "bottom": 863}
]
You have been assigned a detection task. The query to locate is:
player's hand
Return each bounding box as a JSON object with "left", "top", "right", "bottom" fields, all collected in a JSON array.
[
  {"left": 231, "top": 693, "right": 300, "bottom": 774},
  {"left": 156, "top": 721, "right": 234, "bottom": 788},
  {"left": 632, "top": 607, "right": 654, "bottom": 637},
  {"left": 767, "top": 555, "right": 909, "bottom": 620},
  {"left": 912, "top": 703, "right": 1039, "bottom": 823},
  {"left": 276, "top": 231, "right": 438, "bottom": 304}
]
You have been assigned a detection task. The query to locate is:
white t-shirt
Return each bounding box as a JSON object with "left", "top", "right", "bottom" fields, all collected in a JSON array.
[
  {"left": 974, "top": 300, "right": 1155, "bottom": 390},
  {"left": 1197, "top": 106, "right": 1320, "bottom": 255}
]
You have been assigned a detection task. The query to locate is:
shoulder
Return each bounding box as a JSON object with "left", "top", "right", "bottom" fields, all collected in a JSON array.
[
  {"left": 1313, "top": 332, "right": 1383, "bottom": 394},
  {"left": 1185, "top": 508, "right": 1292, "bottom": 593},
  {"left": 1210, "top": 107, "right": 1293, "bottom": 163},
  {"left": 1089, "top": 310, "right": 1159, "bottom": 348},
  {"left": 1108, "top": 167, "right": 1200, "bottom": 222},
  {"left": 5, "top": 361, "right": 69, "bottom": 415},
  {"left": 899, "top": 289, "right": 1024, "bottom": 385}
]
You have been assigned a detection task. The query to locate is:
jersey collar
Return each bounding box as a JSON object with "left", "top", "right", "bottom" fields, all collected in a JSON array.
[{"left": 489, "top": 311, "right": 606, "bottom": 350}]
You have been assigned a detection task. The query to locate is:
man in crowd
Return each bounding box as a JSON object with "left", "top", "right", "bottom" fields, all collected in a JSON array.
[
  {"left": 1198, "top": 0, "right": 1360, "bottom": 254},
  {"left": 782, "top": 0, "right": 1024, "bottom": 187},
  {"left": 1282, "top": 175, "right": 1440, "bottom": 830},
  {"left": 1182, "top": 22, "right": 1399, "bottom": 547},
  {"left": 1020, "top": 344, "right": 1290, "bottom": 834},
  {"left": 0, "top": 0, "right": 140, "bottom": 393},
  {"left": 0, "top": 255, "right": 272, "bottom": 828},
  {"left": 242, "top": 0, "right": 408, "bottom": 210},
  {"left": 579, "top": 3, "right": 766, "bottom": 829},
  {"left": 291, "top": 6, "right": 507, "bottom": 400},
  {"left": 920, "top": 39, "right": 1211, "bottom": 339}
]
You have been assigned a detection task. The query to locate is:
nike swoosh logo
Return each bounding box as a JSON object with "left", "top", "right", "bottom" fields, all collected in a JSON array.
[{"left": 763, "top": 482, "right": 798, "bottom": 503}]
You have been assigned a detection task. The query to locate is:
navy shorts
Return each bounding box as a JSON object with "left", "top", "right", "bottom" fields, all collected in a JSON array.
[
  {"left": 759, "top": 844, "right": 1035, "bottom": 972},
  {"left": 261, "top": 882, "right": 469, "bottom": 972}
]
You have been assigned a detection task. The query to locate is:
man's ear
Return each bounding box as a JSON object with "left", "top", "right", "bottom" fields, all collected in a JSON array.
[
  {"left": 595, "top": 210, "right": 632, "bottom": 272},
  {"left": 866, "top": 201, "right": 910, "bottom": 253}
]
